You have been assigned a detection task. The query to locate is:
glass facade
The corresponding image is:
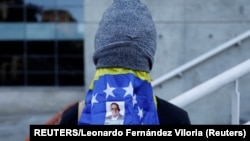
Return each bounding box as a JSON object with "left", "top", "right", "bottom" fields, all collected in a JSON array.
[{"left": 0, "top": 0, "right": 84, "bottom": 86}]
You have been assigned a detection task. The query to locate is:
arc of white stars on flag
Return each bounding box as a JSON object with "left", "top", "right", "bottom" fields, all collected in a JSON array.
[{"left": 91, "top": 81, "right": 144, "bottom": 120}]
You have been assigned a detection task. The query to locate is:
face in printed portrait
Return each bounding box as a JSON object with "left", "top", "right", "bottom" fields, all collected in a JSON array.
[{"left": 105, "top": 101, "right": 125, "bottom": 125}]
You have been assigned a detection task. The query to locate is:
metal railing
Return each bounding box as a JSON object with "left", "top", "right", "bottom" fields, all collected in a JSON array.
[
  {"left": 151, "top": 30, "right": 250, "bottom": 124},
  {"left": 169, "top": 59, "right": 250, "bottom": 124},
  {"left": 152, "top": 30, "right": 250, "bottom": 88},
  {"left": 244, "top": 121, "right": 250, "bottom": 125}
]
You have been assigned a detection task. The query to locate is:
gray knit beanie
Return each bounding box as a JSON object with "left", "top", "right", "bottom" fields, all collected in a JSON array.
[{"left": 93, "top": 0, "right": 156, "bottom": 72}]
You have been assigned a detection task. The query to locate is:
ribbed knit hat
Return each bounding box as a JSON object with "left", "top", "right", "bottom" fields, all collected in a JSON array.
[{"left": 93, "top": 0, "right": 156, "bottom": 72}]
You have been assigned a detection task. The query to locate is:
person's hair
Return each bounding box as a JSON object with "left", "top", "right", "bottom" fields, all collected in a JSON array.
[{"left": 110, "top": 103, "right": 120, "bottom": 111}]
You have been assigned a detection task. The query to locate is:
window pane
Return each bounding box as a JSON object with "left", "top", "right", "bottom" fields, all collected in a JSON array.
[
  {"left": 56, "top": 0, "right": 83, "bottom": 7},
  {"left": 0, "top": 71, "right": 24, "bottom": 86},
  {"left": 56, "top": 7, "right": 83, "bottom": 22},
  {"left": 27, "top": 73, "right": 55, "bottom": 85},
  {"left": 26, "top": 23, "right": 56, "bottom": 40},
  {"left": 24, "top": 0, "right": 56, "bottom": 7},
  {"left": 0, "top": 41, "right": 24, "bottom": 86},
  {"left": 0, "top": 41, "right": 24, "bottom": 55},
  {"left": 0, "top": 6, "right": 24, "bottom": 22},
  {"left": 0, "top": 56, "right": 24, "bottom": 86},
  {"left": 58, "top": 40, "right": 83, "bottom": 55},
  {"left": 59, "top": 73, "right": 83, "bottom": 86},
  {"left": 27, "top": 56, "right": 55, "bottom": 71},
  {"left": 0, "top": 23, "right": 25, "bottom": 40},
  {"left": 27, "top": 41, "right": 55, "bottom": 55},
  {"left": 26, "top": 3, "right": 42, "bottom": 22},
  {"left": 58, "top": 56, "right": 83, "bottom": 71},
  {"left": 56, "top": 23, "right": 83, "bottom": 40}
]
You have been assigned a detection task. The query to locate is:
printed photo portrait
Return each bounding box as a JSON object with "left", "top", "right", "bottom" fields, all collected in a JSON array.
[{"left": 105, "top": 101, "right": 125, "bottom": 125}]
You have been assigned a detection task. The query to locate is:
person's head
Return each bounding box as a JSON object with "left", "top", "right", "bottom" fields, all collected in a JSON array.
[
  {"left": 93, "top": 0, "right": 156, "bottom": 73},
  {"left": 110, "top": 103, "right": 120, "bottom": 117}
]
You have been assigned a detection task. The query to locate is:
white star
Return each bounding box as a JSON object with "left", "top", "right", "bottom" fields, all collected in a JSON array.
[
  {"left": 132, "top": 94, "right": 137, "bottom": 106},
  {"left": 104, "top": 83, "right": 116, "bottom": 99},
  {"left": 91, "top": 93, "right": 98, "bottom": 107},
  {"left": 137, "top": 106, "right": 143, "bottom": 120},
  {"left": 123, "top": 81, "right": 134, "bottom": 97}
]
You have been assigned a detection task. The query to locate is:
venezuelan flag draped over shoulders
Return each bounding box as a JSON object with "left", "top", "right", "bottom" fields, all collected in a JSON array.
[{"left": 78, "top": 68, "right": 159, "bottom": 125}]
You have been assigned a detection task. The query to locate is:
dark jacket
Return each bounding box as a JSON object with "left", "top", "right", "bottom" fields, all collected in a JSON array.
[
  {"left": 155, "top": 96, "right": 191, "bottom": 125},
  {"left": 59, "top": 96, "right": 191, "bottom": 125}
]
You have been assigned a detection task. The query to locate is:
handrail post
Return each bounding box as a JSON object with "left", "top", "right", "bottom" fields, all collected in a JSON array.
[{"left": 231, "top": 80, "right": 240, "bottom": 124}]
